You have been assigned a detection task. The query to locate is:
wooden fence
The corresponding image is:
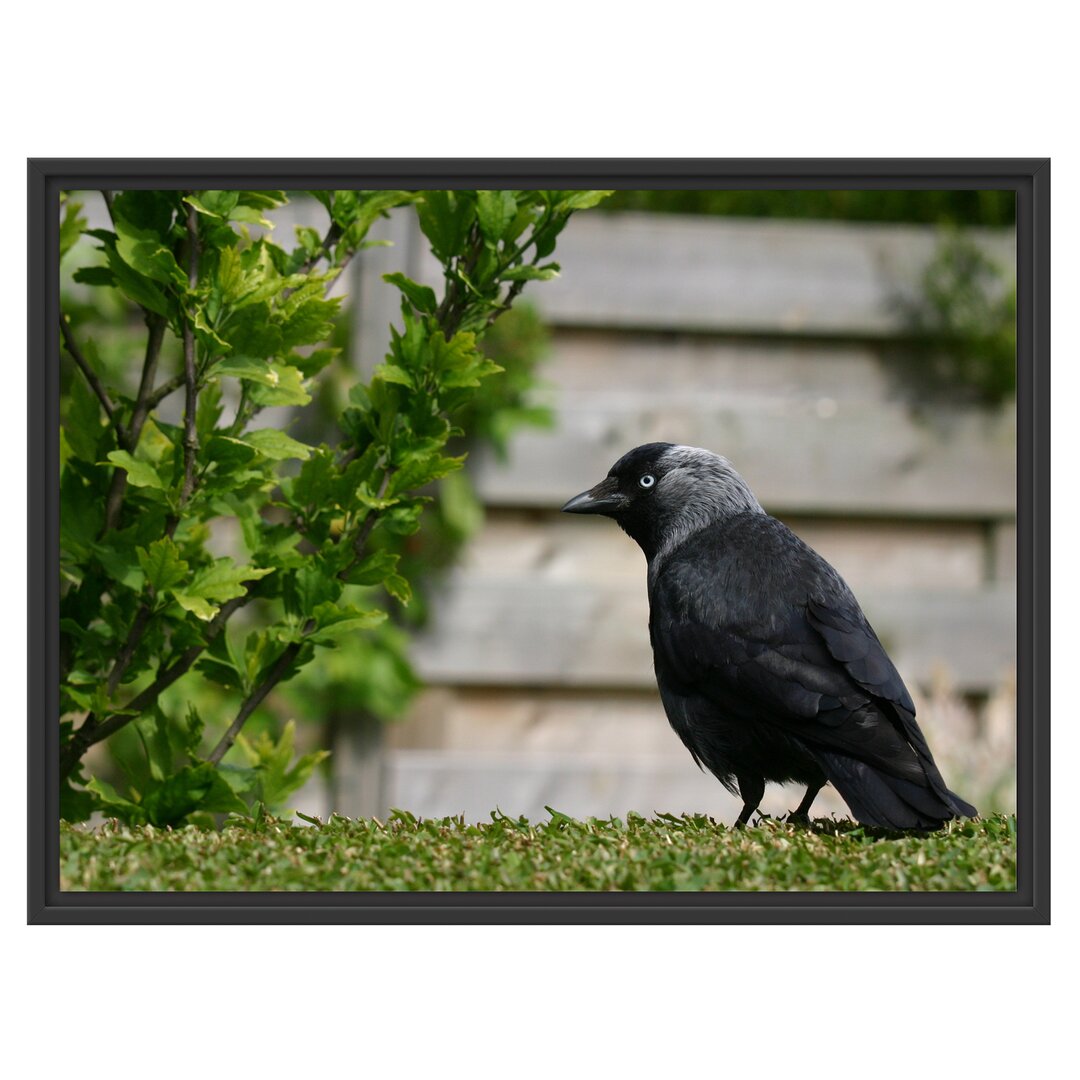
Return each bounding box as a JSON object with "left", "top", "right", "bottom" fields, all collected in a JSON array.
[{"left": 295, "top": 206, "right": 1018, "bottom": 823}]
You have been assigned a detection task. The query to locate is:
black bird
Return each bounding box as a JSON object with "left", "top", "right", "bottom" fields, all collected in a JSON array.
[{"left": 562, "top": 443, "right": 977, "bottom": 830}]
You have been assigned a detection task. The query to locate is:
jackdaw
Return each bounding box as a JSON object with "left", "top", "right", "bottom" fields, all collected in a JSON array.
[{"left": 562, "top": 442, "right": 977, "bottom": 830}]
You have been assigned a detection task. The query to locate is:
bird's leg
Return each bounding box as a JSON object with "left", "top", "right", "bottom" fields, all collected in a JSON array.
[
  {"left": 734, "top": 774, "right": 765, "bottom": 829},
  {"left": 788, "top": 782, "right": 824, "bottom": 825}
]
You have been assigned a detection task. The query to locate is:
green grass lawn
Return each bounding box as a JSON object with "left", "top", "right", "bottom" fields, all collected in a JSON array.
[{"left": 60, "top": 810, "right": 1016, "bottom": 892}]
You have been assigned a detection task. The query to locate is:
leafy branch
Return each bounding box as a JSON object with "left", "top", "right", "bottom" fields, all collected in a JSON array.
[{"left": 59, "top": 187, "right": 611, "bottom": 824}]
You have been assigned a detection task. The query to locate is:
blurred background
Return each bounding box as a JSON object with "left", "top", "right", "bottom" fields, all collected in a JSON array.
[{"left": 63, "top": 189, "right": 1017, "bottom": 824}]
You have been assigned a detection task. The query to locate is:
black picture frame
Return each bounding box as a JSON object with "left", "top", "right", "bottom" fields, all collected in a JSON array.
[{"left": 29, "top": 158, "right": 1050, "bottom": 924}]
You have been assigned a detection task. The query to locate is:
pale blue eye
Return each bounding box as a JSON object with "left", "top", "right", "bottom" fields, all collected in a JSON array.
[{"left": 639, "top": 474, "right": 656, "bottom": 489}]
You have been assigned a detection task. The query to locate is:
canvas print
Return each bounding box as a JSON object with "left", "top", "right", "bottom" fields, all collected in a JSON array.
[{"left": 56, "top": 187, "right": 1017, "bottom": 892}]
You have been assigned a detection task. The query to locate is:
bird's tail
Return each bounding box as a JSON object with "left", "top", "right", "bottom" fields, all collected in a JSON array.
[{"left": 813, "top": 750, "right": 977, "bottom": 830}]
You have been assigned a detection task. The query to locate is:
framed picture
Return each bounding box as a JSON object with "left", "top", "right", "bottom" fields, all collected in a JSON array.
[{"left": 29, "top": 159, "right": 1049, "bottom": 923}]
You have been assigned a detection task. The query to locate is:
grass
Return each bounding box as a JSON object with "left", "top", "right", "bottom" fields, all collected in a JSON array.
[{"left": 59, "top": 810, "right": 1016, "bottom": 892}]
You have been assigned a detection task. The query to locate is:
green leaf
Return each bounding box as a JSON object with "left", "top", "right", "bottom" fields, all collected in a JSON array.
[
  {"left": 193, "top": 309, "right": 231, "bottom": 356},
  {"left": 141, "top": 763, "right": 223, "bottom": 827},
  {"left": 288, "top": 347, "right": 339, "bottom": 379},
  {"left": 372, "top": 363, "right": 414, "bottom": 389},
  {"left": 382, "top": 272, "right": 437, "bottom": 315},
  {"left": 113, "top": 213, "right": 187, "bottom": 287},
  {"left": 208, "top": 355, "right": 281, "bottom": 386},
  {"left": 384, "top": 574, "right": 412, "bottom": 606},
  {"left": 196, "top": 380, "right": 224, "bottom": 442},
  {"left": 295, "top": 225, "right": 322, "bottom": 258},
  {"left": 477, "top": 190, "right": 517, "bottom": 246},
  {"left": 105, "top": 246, "right": 171, "bottom": 317},
  {"left": 279, "top": 297, "right": 339, "bottom": 349},
  {"left": 204, "top": 435, "right": 258, "bottom": 468},
  {"left": 60, "top": 778, "right": 94, "bottom": 823},
  {"left": 86, "top": 776, "right": 147, "bottom": 825},
  {"left": 63, "top": 367, "right": 106, "bottom": 463},
  {"left": 241, "top": 429, "right": 312, "bottom": 461},
  {"left": 72, "top": 266, "right": 116, "bottom": 287},
  {"left": 229, "top": 205, "right": 273, "bottom": 227},
  {"left": 285, "top": 561, "right": 340, "bottom": 618},
  {"left": 245, "top": 364, "right": 311, "bottom": 406},
  {"left": 91, "top": 540, "right": 145, "bottom": 590},
  {"left": 416, "top": 190, "right": 474, "bottom": 261},
  {"left": 501, "top": 262, "right": 560, "bottom": 282},
  {"left": 223, "top": 304, "right": 284, "bottom": 357},
  {"left": 137, "top": 537, "right": 189, "bottom": 593},
  {"left": 388, "top": 453, "right": 465, "bottom": 495},
  {"left": 186, "top": 559, "right": 274, "bottom": 602},
  {"left": 138, "top": 708, "right": 177, "bottom": 782},
  {"left": 105, "top": 450, "right": 165, "bottom": 490},
  {"left": 183, "top": 191, "right": 240, "bottom": 220},
  {"left": 216, "top": 244, "right": 245, "bottom": 303},
  {"left": 60, "top": 199, "right": 87, "bottom": 260},
  {"left": 171, "top": 560, "right": 273, "bottom": 620},
  {"left": 439, "top": 356, "right": 502, "bottom": 389},
  {"left": 554, "top": 190, "right": 614, "bottom": 212},
  {"left": 235, "top": 719, "right": 330, "bottom": 810},
  {"left": 172, "top": 594, "right": 218, "bottom": 621},
  {"left": 340, "top": 549, "right": 399, "bottom": 587},
  {"left": 292, "top": 448, "right": 336, "bottom": 509},
  {"left": 310, "top": 602, "right": 388, "bottom": 642}
]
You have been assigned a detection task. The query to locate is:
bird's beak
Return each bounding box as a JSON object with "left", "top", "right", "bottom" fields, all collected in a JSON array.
[{"left": 561, "top": 476, "right": 629, "bottom": 515}]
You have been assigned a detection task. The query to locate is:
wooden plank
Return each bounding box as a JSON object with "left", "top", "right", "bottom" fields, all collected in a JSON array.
[
  {"left": 388, "top": 685, "right": 983, "bottom": 759},
  {"left": 413, "top": 212, "right": 1015, "bottom": 336},
  {"left": 409, "top": 576, "right": 1015, "bottom": 694},
  {"left": 468, "top": 398, "right": 1016, "bottom": 519},
  {"left": 456, "top": 512, "right": 989, "bottom": 593},
  {"left": 384, "top": 748, "right": 850, "bottom": 823},
  {"left": 990, "top": 522, "right": 1017, "bottom": 582},
  {"left": 533, "top": 332, "right": 948, "bottom": 404}
]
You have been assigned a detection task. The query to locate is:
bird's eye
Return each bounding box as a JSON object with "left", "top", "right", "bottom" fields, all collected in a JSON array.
[{"left": 639, "top": 474, "right": 656, "bottom": 489}]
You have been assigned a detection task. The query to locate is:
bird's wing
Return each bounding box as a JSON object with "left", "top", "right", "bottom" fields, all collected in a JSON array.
[{"left": 650, "top": 568, "right": 930, "bottom": 784}]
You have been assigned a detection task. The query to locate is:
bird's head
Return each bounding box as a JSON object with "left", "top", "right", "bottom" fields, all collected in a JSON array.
[{"left": 561, "top": 443, "right": 763, "bottom": 561}]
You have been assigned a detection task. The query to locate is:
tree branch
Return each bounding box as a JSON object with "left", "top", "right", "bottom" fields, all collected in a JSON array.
[
  {"left": 297, "top": 220, "right": 342, "bottom": 276},
  {"left": 59, "top": 316, "right": 125, "bottom": 443},
  {"left": 102, "top": 315, "right": 167, "bottom": 534},
  {"left": 206, "top": 636, "right": 306, "bottom": 765},
  {"left": 180, "top": 203, "right": 200, "bottom": 506},
  {"left": 105, "top": 604, "right": 153, "bottom": 697},
  {"left": 60, "top": 591, "right": 256, "bottom": 779},
  {"left": 338, "top": 467, "right": 394, "bottom": 580},
  {"left": 128, "top": 316, "right": 168, "bottom": 446},
  {"left": 143, "top": 372, "right": 185, "bottom": 412}
]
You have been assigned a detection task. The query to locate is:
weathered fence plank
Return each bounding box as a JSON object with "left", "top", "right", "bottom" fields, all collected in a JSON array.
[
  {"left": 411, "top": 212, "right": 1015, "bottom": 336},
  {"left": 409, "top": 576, "right": 1015, "bottom": 694},
  {"left": 469, "top": 401, "right": 1016, "bottom": 519},
  {"left": 454, "top": 513, "right": 992, "bottom": 592}
]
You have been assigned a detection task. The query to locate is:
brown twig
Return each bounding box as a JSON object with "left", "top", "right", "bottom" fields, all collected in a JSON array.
[
  {"left": 59, "top": 317, "right": 125, "bottom": 443},
  {"left": 101, "top": 315, "right": 167, "bottom": 534},
  {"left": 338, "top": 468, "right": 394, "bottom": 580},
  {"left": 143, "top": 371, "right": 185, "bottom": 412},
  {"left": 297, "top": 220, "right": 343, "bottom": 276},
  {"left": 485, "top": 278, "right": 527, "bottom": 329},
  {"left": 105, "top": 605, "right": 153, "bottom": 697},
  {"left": 61, "top": 591, "right": 256, "bottom": 779},
  {"left": 179, "top": 203, "right": 200, "bottom": 506},
  {"left": 206, "top": 635, "right": 307, "bottom": 765}
]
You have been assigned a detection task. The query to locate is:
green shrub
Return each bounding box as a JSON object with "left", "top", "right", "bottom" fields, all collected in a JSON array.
[{"left": 59, "top": 188, "right": 610, "bottom": 826}]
